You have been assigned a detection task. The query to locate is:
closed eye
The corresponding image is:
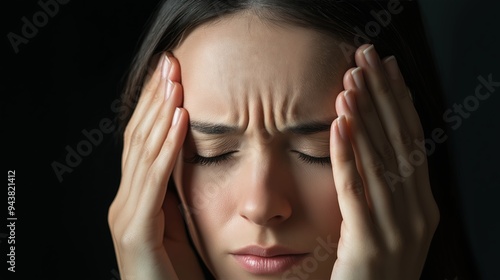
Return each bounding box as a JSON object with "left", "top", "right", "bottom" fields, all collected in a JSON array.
[
  {"left": 186, "top": 151, "right": 238, "bottom": 166},
  {"left": 293, "top": 151, "right": 331, "bottom": 167},
  {"left": 187, "top": 151, "right": 331, "bottom": 167}
]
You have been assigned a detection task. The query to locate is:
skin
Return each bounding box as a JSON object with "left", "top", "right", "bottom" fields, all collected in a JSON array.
[
  {"left": 108, "top": 11, "right": 440, "bottom": 280},
  {"left": 171, "top": 13, "right": 345, "bottom": 279}
]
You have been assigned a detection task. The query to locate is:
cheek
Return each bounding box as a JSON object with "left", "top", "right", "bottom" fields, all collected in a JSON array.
[
  {"left": 296, "top": 168, "right": 341, "bottom": 230},
  {"left": 180, "top": 164, "right": 235, "bottom": 228},
  {"left": 178, "top": 162, "right": 342, "bottom": 228}
]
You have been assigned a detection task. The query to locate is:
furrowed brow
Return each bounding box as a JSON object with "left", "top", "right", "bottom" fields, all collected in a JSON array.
[
  {"left": 190, "top": 120, "right": 333, "bottom": 135},
  {"left": 190, "top": 121, "right": 238, "bottom": 135}
]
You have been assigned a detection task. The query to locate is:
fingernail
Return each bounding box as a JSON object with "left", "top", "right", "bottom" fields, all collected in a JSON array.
[
  {"left": 351, "top": 67, "right": 365, "bottom": 90},
  {"left": 383, "top": 56, "right": 399, "bottom": 80},
  {"left": 363, "top": 44, "right": 379, "bottom": 68},
  {"left": 344, "top": 90, "right": 357, "bottom": 112},
  {"left": 337, "top": 115, "right": 348, "bottom": 141},
  {"left": 166, "top": 80, "right": 174, "bottom": 100},
  {"left": 162, "top": 54, "right": 171, "bottom": 79},
  {"left": 172, "top": 108, "right": 181, "bottom": 126}
]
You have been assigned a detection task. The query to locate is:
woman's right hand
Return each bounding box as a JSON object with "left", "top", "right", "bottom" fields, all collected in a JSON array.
[{"left": 107, "top": 52, "right": 205, "bottom": 280}]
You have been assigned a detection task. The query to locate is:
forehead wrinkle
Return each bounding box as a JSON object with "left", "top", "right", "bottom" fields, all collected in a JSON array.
[
  {"left": 218, "top": 54, "right": 330, "bottom": 136},
  {"left": 278, "top": 76, "right": 302, "bottom": 130},
  {"left": 245, "top": 86, "right": 269, "bottom": 140},
  {"left": 259, "top": 67, "right": 301, "bottom": 135},
  {"left": 174, "top": 12, "right": 348, "bottom": 136},
  {"left": 220, "top": 67, "right": 249, "bottom": 127}
]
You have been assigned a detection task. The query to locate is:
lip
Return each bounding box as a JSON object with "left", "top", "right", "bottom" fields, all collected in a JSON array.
[{"left": 231, "top": 246, "right": 308, "bottom": 274}]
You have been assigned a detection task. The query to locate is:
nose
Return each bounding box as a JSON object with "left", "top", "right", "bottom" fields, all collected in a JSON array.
[{"left": 238, "top": 153, "right": 293, "bottom": 227}]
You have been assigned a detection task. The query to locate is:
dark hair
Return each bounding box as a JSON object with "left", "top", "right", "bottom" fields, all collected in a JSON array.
[{"left": 116, "top": 1, "right": 479, "bottom": 279}]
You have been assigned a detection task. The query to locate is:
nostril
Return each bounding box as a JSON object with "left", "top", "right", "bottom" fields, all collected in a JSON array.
[{"left": 239, "top": 201, "right": 292, "bottom": 227}]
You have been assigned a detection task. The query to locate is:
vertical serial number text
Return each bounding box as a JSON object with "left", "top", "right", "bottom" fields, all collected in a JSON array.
[{"left": 7, "top": 170, "right": 16, "bottom": 272}]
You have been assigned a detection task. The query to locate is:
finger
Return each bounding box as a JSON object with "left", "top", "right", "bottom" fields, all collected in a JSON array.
[
  {"left": 167, "top": 55, "right": 182, "bottom": 84},
  {"left": 381, "top": 57, "right": 431, "bottom": 197},
  {"left": 127, "top": 53, "right": 179, "bottom": 129},
  {"left": 381, "top": 57, "right": 425, "bottom": 214},
  {"left": 113, "top": 54, "right": 169, "bottom": 214},
  {"left": 126, "top": 54, "right": 181, "bottom": 143},
  {"left": 381, "top": 56, "right": 421, "bottom": 139},
  {"left": 346, "top": 66, "right": 408, "bottom": 216},
  {"left": 354, "top": 45, "right": 419, "bottom": 230},
  {"left": 118, "top": 55, "right": 173, "bottom": 208},
  {"left": 355, "top": 44, "right": 414, "bottom": 176},
  {"left": 122, "top": 55, "right": 172, "bottom": 168},
  {"left": 135, "top": 108, "right": 188, "bottom": 220},
  {"left": 344, "top": 67, "right": 400, "bottom": 188},
  {"left": 359, "top": 46, "right": 437, "bottom": 251},
  {"left": 336, "top": 90, "right": 398, "bottom": 231},
  {"left": 331, "top": 114, "right": 372, "bottom": 232},
  {"left": 109, "top": 53, "right": 184, "bottom": 279},
  {"left": 382, "top": 56, "right": 439, "bottom": 241},
  {"left": 127, "top": 82, "right": 183, "bottom": 211}
]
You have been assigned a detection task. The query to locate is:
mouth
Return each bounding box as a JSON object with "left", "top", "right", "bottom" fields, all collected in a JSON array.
[{"left": 231, "top": 246, "right": 309, "bottom": 274}]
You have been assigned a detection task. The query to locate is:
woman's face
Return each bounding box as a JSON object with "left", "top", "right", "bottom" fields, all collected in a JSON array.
[{"left": 172, "top": 12, "right": 351, "bottom": 279}]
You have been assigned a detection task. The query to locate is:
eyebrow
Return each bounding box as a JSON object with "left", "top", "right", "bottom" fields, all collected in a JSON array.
[
  {"left": 190, "top": 120, "right": 332, "bottom": 135},
  {"left": 190, "top": 121, "right": 238, "bottom": 135},
  {"left": 287, "top": 121, "right": 332, "bottom": 135}
]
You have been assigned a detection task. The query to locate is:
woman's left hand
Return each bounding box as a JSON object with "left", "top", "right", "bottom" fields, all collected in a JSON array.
[{"left": 329, "top": 44, "right": 440, "bottom": 280}]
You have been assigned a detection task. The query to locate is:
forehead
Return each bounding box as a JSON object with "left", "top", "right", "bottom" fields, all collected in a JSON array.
[{"left": 172, "top": 12, "right": 349, "bottom": 124}]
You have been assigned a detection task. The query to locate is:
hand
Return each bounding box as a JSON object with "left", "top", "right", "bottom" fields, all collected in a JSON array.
[
  {"left": 107, "top": 53, "right": 205, "bottom": 280},
  {"left": 329, "top": 44, "right": 440, "bottom": 280}
]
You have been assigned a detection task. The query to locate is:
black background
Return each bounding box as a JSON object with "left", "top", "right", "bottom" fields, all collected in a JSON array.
[{"left": 2, "top": 0, "right": 499, "bottom": 279}]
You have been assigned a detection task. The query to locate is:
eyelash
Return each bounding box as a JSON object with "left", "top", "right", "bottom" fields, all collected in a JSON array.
[
  {"left": 187, "top": 152, "right": 237, "bottom": 166},
  {"left": 187, "top": 152, "right": 331, "bottom": 167},
  {"left": 295, "top": 152, "right": 331, "bottom": 167}
]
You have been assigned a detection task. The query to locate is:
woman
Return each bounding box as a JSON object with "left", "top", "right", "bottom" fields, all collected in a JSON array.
[{"left": 108, "top": 1, "right": 478, "bottom": 279}]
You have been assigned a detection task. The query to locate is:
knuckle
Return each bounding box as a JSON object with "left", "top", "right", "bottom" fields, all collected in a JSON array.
[
  {"left": 119, "top": 228, "right": 143, "bottom": 250},
  {"left": 150, "top": 88, "right": 163, "bottom": 104},
  {"left": 140, "top": 145, "right": 154, "bottom": 162},
  {"left": 156, "top": 110, "right": 169, "bottom": 122},
  {"left": 107, "top": 202, "right": 118, "bottom": 226},
  {"left": 145, "top": 168, "right": 162, "bottom": 187},
  {"left": 129, "top": 128, "right": 146, "bottom": 147},
  {"left": 343, "top": 177, "right": 365, "bottom": 196},
  {"left": 123, "top": 124, "right": 134, "bottom": 142},
  {"left": 413, "top": 208, "right": 439, "bottom": 243},
  {"left": 107, "top": 201, "right": 126, "bottom": 237},
  {"left": 143, "top": 77, "right": 158, "bottom": 94},
  {"left": 163, "top": 137, "right": 176, "bottom": 150}
]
